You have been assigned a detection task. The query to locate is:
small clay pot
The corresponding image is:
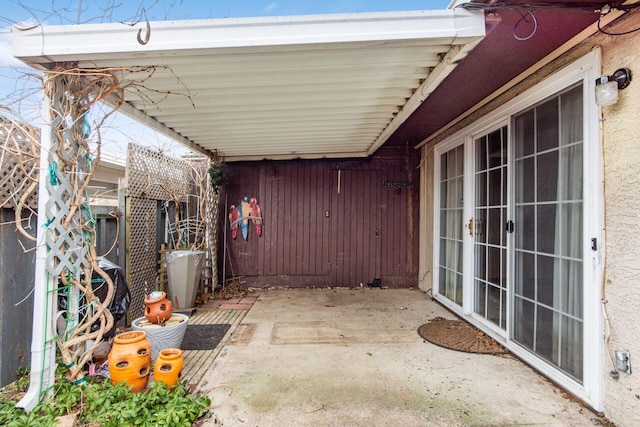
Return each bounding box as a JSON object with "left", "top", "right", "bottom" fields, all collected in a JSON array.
[
  {"left": 144, "top": 291, "right": 173, "bottom": 324},
  {"left": 153, "top": 348, "right": 184, "bottom": 389},
  {"left": 108, "top": 331, "right": 152, "bottom": 392}
]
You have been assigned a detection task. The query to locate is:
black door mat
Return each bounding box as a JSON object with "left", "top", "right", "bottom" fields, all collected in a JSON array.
[
  {"left": 417, "top": 316, "right": 507, "bottom": 355},
  {"left": 180, "top": 324, "right": 231, "bottom": 350}
]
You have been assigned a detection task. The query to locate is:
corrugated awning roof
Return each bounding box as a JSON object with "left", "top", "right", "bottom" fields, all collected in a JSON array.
[{"left": 12, "top": 10, "right": 485, "bottom": 161}]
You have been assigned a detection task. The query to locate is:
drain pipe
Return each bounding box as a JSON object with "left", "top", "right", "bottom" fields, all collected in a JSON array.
[{"left": 17, "top": 94, "right": 58, "bottom": 411}]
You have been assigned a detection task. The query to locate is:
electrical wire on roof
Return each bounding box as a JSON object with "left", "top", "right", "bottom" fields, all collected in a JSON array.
[
  {"left": 513, "top": 9, "right": 537, "bottom": 40},
  {"left": 457, "top": 1, "right": 640, "bottom": 39},
  {"left": 597, "top": 19, "right": 640, "bottom": 35},
  {"left": 457, "top": 1, "right": 637, "bottom": 12},
  {"left": 597, "top": 3, "right": 640, "bottom": 35}
]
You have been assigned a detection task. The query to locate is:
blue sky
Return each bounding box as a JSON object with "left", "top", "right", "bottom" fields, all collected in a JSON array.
[
  {"left": 0, "top": 0, "right": 452, "bottom": 161},
  {"left": 2, "top": 1, "right": 453, "bottom": 23}
]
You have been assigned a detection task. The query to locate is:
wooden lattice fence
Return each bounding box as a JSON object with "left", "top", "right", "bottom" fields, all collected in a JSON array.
[
  {"left": 125, "top": 144, "right": 217, "bottom": 319},
  {"left": 125, "top": 196, "right": 158, "bottom": 319},
  {"left": 126, "top": 144, "right": 191, "bottom": 200},
  {"left": 0, "top": 116, "right": 40, "bottom": 211}
]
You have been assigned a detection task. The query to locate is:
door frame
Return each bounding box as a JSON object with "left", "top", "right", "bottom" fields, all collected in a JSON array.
[{"left": 429, "top": 50, "right": 604, "bottom": 411}]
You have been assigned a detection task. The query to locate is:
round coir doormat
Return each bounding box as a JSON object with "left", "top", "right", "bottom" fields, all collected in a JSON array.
[{"left": 417, "top": 316, "right": 507, "bottom": 355}]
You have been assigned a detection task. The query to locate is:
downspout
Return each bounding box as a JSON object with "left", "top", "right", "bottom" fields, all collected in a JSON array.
[{"left": 17, "top": 90, "right": 58, "bottom": 412}]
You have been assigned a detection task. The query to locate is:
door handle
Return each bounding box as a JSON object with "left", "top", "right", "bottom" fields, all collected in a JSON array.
[{"left": 506, "top": 220, "right": 515, "bottom": 234}]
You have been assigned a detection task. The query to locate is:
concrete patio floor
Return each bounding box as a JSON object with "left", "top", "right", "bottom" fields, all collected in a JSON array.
[{"left": 195, "top": 288, "right": 604, "bottom": 427}]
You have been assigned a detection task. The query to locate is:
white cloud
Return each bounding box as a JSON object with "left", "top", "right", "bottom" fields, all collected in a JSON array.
[
  {"left": 264, "top": 3, "right": 278, "bottom": 13},
  {"left": 0, "top": 30, "right": 29, "bottom": 69}
]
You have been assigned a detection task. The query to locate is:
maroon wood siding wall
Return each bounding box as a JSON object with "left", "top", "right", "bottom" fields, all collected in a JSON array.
[{"left": 221, "top": 146, "right": 418, "bottom": 288}]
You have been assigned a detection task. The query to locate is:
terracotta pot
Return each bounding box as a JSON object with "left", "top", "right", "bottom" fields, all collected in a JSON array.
[
  {"left": 153, "top": 348, "right": 184, "bottom": 389},
  {"left": 108, "top": 331, "right": 152, "bottom": 392},
  {"left": 144, "top": 291, "right": 173, "bottom": 324}
]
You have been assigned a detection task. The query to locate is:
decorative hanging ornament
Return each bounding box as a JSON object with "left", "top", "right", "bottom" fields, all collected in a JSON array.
[{"left": 229, "top": 196, "right": 263, "bottom": 240}]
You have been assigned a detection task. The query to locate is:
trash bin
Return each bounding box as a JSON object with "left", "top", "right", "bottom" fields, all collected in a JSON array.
[{"left": 165, "top": 250, "right": 204, "bottom": 311}]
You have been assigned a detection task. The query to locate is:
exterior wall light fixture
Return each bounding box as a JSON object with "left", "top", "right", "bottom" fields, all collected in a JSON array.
[{"left": 595, "top": 67, "right": 632, "bottom": 106}]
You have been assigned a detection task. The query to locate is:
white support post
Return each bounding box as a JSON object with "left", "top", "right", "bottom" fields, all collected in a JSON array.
[{"left": 17, "top": 90, "right": 58, "bottom": 412}]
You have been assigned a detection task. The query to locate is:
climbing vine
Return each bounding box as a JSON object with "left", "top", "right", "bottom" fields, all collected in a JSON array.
[
  {"left": 0, "top": 62, "right": 197, "bottom": 388},
  {"left": 43, "top": 65, "right": 122, "bottom": 384}
]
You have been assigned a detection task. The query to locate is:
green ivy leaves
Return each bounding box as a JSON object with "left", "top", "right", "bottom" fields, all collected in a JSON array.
[{"left": 1, "top": 368, "right": 213, "bottom": 426}]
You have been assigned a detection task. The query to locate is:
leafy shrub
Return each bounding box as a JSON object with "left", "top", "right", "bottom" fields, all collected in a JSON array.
[{"left": 0, "top": 367, "right": 213, "bottom": 426}]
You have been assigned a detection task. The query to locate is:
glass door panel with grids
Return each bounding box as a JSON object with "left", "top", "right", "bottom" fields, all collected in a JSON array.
[
  {"left": 437, "top": 145, "right": 464, "bottom": 306},
  {"left": 474, "top": 126, "right": 508, "bottom": 330},
  {"left": 512, "top": 84, "right": 584, "bottom": 382}
]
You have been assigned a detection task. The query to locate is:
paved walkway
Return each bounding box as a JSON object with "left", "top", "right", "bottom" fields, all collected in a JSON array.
[
  {"left": 190, "top": 289, "right": 605, "bottom": 427},
  {"left": 181, "top": 308, "right": 249, "bottom": 388},
  {"left": 180, "top": 292, "right": 260, "bottom": 387}
]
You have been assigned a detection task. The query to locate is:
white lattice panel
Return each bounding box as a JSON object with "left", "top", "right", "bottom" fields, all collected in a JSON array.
[
  {"left": 44, "top": 87, "right": 93, "bottom": 277},
  {"left": 0, "top": 116, "right": 40, "bottom": 209},
  {"left": 126, "top": 144, "right": 191, "bottom": 201}
]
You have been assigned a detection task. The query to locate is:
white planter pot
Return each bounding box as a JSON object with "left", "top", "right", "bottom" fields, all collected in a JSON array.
[
  {"left": 131, "top": 313, "right": 189, "bottom": 362},
  {"left": 165, "top": 250, "right": 204, "bottom": 310}
]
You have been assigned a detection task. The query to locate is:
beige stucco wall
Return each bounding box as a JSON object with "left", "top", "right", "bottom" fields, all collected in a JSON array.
[
  {"left": 596, "top": 11, "right": 640, "bottom": 427},
  {"left": 418, "top": 146, "right": 434, "bottom": 292},
  {"left": 417, "top": 9, "right": 640, "bottom": 425}
]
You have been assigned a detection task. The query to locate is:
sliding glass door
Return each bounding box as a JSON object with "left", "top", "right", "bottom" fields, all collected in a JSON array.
[
  {"left": 433, "top": 52, "right": 603, "bottom": 408},
  {"left": 435, "top": 85, "right": 586, "bottom": 382}
]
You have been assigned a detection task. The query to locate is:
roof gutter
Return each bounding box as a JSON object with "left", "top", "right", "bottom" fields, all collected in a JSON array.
[{"left": 12, "top": 10, "right": 486, "bottom": 64}]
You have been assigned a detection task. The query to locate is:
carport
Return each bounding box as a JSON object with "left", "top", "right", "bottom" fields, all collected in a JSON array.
[
  {"left": 11, "top": 7, "right": 486, "bottom": 410},
  {"left": 12, "top": 9, "right": 485, "bottom": 160},
  {"left": 9, "top": 0, "right": 619, "bottom": 416}
]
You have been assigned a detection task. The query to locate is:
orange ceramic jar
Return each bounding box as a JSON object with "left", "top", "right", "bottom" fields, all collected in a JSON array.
[
  {"left": 144, "top": 291, "right": 173, "bottom": 324},
  {"left": 153, "top": 348, "right": 184, "bottom": 389},
  {"left": 108, "top": 331, "right": 152, "bottom": 392}
]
